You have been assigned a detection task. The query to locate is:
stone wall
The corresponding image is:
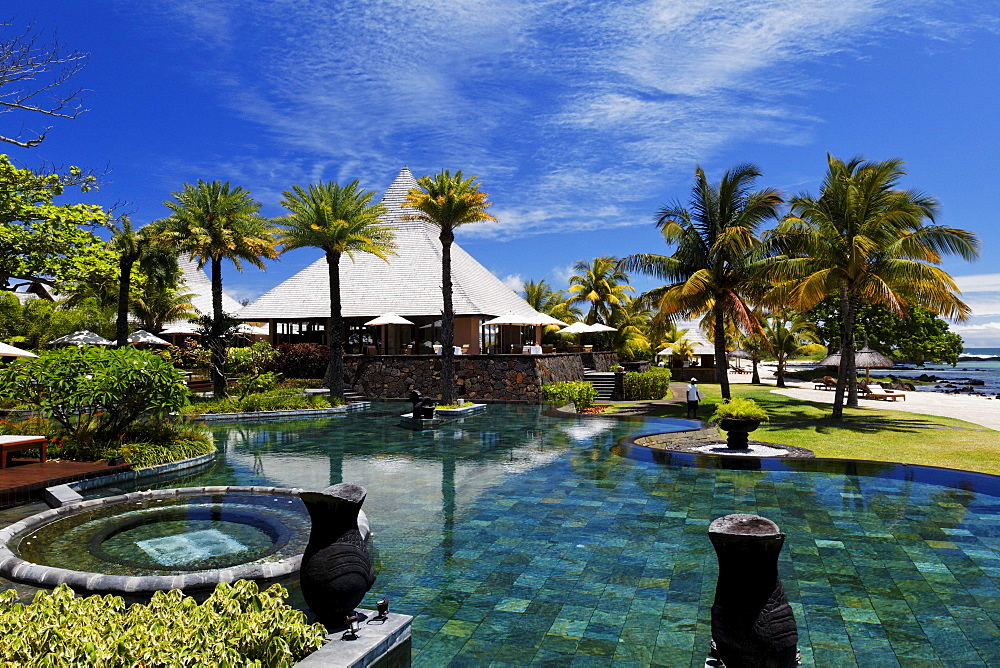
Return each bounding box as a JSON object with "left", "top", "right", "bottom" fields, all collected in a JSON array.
[
  {"left": 580, "top": 351, "right": 619, "bottom": 371},
  {"left": 345, "top": 353, "right": 586, "bottom": 403}
]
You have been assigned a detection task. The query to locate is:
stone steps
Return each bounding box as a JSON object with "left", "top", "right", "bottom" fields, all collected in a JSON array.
[{"left": 583, "top": 371, "right": 616, "bottom": 400}]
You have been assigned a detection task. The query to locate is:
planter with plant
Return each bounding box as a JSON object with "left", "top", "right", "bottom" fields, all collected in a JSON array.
[{"left": 708, "top": 397, "right": 769, "bottom": 450}]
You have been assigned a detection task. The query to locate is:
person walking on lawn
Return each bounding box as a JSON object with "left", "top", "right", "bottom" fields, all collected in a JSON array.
[{"left": 686, "top": 378, "right": 704, "bottom": 419}]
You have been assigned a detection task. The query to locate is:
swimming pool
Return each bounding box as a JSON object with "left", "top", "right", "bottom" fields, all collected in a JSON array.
[{"left": 20, "top": 404, "right": 1000, "bottom": 664}]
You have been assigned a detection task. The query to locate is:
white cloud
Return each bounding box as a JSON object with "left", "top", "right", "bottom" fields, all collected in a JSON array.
[
  {"left": 144, "top": 0, "right": 997, "bottom": 240},
  {"left": 501, "top": 274, "right": 524, "bottom": 293}
]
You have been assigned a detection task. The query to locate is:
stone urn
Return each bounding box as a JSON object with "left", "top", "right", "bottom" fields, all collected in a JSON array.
[
  {"left": 708, "top": 514, "right": 798, "bottom": 667},
  {"left": 299, "top": 483, "right": 376, "bottom": 627},
  {"left": 718, "top": 418, "right": 761, "bottom": 450}
]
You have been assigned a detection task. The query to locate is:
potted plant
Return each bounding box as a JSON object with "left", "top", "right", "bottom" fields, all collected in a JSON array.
[{"left": 708, "top": 397, "right": 769, "bottom": 450}]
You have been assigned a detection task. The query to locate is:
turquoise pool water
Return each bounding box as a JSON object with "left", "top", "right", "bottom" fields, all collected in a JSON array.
[{"left": 67, "top": 406, "right": 1000, "bottom": 663}]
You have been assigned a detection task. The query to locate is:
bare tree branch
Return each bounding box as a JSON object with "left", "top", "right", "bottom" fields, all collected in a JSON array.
[{"left": 0, "top": 20, "right": 89, "bottom": 148}]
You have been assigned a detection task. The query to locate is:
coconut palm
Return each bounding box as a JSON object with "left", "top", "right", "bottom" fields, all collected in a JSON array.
[
  {"left": 622, "top": 164, "right": 782, "bottom": 399},
  {"left": 761, "top": 312, "right": 824, "bottom": 387},
  {"left": 567, "top": 256, "right": 633, "bottom": 325},
  {"left": 402, "top": 170, "right": 497, "bottom": 404},
  {"left": 606, "top": 296, "right": 651, "bottom": 360},
  {"left": 156, "top": 180, "right": 277, "bottom": 397},
  {"left": 276, "top": 181, "right": 397, "bottom": 400},
  {"left": 775, "top": 155, "right": 979, "bottom": 416},
  {"left": 522, "top": 279, "right": 582, "bottom": 342},
  {"left": 130, "top": 287, "right": 197, "bottom": 334}
]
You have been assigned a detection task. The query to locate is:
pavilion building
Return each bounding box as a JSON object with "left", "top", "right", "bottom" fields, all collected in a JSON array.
[{"left": 239, "top": 167, "right": 549, "bottom": 355}]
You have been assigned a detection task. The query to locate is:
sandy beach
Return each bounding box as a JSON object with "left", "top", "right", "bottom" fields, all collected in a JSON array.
[{"left": 727, "top": 363, "right": 1000, "bottom": 430}]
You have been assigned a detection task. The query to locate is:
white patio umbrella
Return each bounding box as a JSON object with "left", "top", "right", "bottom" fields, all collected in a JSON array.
[
  {"left": 48, "top": 330, "right": 113, "bottom": 346},
  {"left": 127, "top": 330, "right": 170, "bottom": 345},
  {"left": 482, "top": 310, "right": 567, "bottom": 327},
  {"left": 0, "top": 341, "right": 37, "bottom": 358},
  {"left": 586, "top": 323, "right": 618, "bottom": 332},
  {"left": 558, "top": 322, "right": 594, "bottom": 335},
  {"left": 364, "top": 313, "right": 415, "bottom": 354},
  {"left": 364, "top": 312, "right": 415, "bottom": 326}
]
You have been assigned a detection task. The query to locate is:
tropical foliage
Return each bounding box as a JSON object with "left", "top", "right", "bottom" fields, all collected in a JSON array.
[
  {"left": 811, "top": 300, "right": 963, "bottom": 367},
  {"left": 403, "top": 170, "right": 496, "bottom": 403},
  {"left": 622, "top": 164, "right": 782, "bottom": 399},
  {"left": 773, "top": 155, "right": 978, "bottom": 416},
  {"left": 0, "top": 581, "right": 325, "bottom": 666},
  {"left": 522, "top": 279, "right": 581, "bottom": 341},
  {"left": 276, "top": 180, "right": 396, "bottom": 399}
]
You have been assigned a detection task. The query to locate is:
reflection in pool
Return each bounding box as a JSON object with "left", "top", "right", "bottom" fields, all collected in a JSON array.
[{"left": 73, "top": 405, "right": 1000, "bottom": 662}]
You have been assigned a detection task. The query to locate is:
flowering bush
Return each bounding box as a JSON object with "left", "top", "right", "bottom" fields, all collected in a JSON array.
[
  {"left": 273, "top": 343, "right": 330, "bottom": 378},
  {"left": 0, "top": 347, "right": 188, "bottom": 448}
]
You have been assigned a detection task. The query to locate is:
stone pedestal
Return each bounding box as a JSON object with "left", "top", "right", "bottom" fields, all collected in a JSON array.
[
  {"left": 299, "top": 483, "right": 377, "bottom": 627},
  {"left": 708, "top": 514, "right": 798, "bottom": 667}
]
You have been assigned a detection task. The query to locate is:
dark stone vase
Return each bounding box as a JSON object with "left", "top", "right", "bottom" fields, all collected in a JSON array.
[
  {"left": 299, "top": 483, "right": 376, "bottom": 627},
  {"left": 708, "top": 514, "right": 798, "bottom": 668},
  {"left": 719, "top": 418, "right": 761, "bottom": 450}
]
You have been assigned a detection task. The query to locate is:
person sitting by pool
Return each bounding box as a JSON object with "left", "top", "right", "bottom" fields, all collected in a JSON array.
[{"left": 686, "top": 378, "right": 704, "bottom": 419}]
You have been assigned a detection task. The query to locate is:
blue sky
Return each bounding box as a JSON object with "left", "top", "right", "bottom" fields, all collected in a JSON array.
[{"left": 6, "top": 1, "right": 1000, "bottom": 345}]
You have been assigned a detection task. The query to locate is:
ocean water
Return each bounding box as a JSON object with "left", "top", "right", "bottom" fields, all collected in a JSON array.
[{"left": 890, "top": 348, "right": 1000, "bottom": 394}]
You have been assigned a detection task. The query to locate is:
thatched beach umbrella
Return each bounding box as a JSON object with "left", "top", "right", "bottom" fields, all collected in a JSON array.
[
  {"left": 818, "top": 345, "right": 893, "bottom": 381},
  {"left": 728, "top": 347, "right": 751, "bottom": 369}
]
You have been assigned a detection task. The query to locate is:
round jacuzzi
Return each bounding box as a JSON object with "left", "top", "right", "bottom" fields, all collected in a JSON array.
[{"left": 0, "top": 486, "right": 330, "bottom": 595}]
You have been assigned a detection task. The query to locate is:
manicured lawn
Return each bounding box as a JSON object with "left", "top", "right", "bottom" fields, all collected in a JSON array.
[{"left": 604, "top": 384, "right": 1000, "bottom": 476}]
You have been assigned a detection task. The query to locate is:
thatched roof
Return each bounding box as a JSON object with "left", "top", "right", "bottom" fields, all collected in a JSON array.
[{"left": 239, "top": 167, "right": 541, "bottom": 321}]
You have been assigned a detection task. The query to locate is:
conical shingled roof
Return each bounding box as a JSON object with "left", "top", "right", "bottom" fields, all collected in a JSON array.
[{"left": 240, "top": 168, "right": 541, "bottom": 320}]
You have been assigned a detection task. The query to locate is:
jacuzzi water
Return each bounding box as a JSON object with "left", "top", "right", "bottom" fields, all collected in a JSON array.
[{"left": 15, "top": 493, "right": 309, "bottom": 576}]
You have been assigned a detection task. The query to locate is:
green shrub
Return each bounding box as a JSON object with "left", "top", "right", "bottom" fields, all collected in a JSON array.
[
  {"left": 233, "top": 371, "right": 282, "bottom": 397},
  {"left": 623, "top": 368, "right": 672, "bottom": 400},
  {"left": 708, "top": 397, "right": 770, "bottom": 423},
  {"left": 542, "top": 381, "right": 597, "bottom": 412},
  {"left": 116, "top": 421, "right": 215, "bottom": 468},
  {"left": 182, "top": 391, "right": 336, "bottom": 415},
  {"left": 0, "top": 347, "right": 188, "bottom": 448},
  {"left": 0, "top": 580, "right": 325, "bottom": 666}
]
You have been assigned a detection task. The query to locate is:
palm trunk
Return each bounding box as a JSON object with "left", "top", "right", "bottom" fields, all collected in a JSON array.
[
  {"left": 751, "top": 357, "right": 760, "bottom": 384},
  {"left": 323, "top": 250, "right": 345, "bottom": 401},
  {"left": 713, "top": 303, "right": 730, "bottom": 399},
  {"left": 210, "top": 256, "right": 227, "bottom": 398},
  {"left": 115, "top": 258, "right": 134, "bottom": 348},
  {"left": 831, "top": 285, "right": 855, "bottom": 418},
  {"left": 775, "top": 354, "right": 785, "bottom": 388},
  {"left": 440, "top": 229, "right": 456, "bottom": 404},
  {"left": 844, "top": 293, "right": 859, "bottom": 407}
]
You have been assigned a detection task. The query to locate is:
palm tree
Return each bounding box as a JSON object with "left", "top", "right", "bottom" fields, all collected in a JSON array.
[
  {"left": 622, "top": 164, "right": 782, "bottom": 399},
  {"left": 276, "top": 181, "right": 397, "bottom": 400},
  {"left": 130, "top": 287, "right": 197, "bottom": 334},
  {"left": 402, "top": 170, "right": 497, "bottom": 404},
  {"left": 775, "top": 155, "right": 979, "bottom": 416},
  {"left": 606, "top": 296, "right": 651, "bottom": 360},
  {"left": 567, "top": 256, "right": 633, "bottom": 325},
  {"left": 761, "top": 312, "right": 824, "bottom": 387},
  {"left": 156, "top": 180, "right": 277, "bottom": 397}
]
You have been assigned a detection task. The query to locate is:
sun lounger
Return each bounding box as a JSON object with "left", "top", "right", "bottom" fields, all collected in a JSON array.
[
  {"left": 813, "top": 376, "right": 837, "bottom": 390},
  {"left": 858, "top": 382, "right": 906, "bottom": 401}
]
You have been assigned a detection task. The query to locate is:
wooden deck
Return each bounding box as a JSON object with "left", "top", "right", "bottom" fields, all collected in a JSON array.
[{"left": 0, "top": 458, "right": 134, "bottom": 508}]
